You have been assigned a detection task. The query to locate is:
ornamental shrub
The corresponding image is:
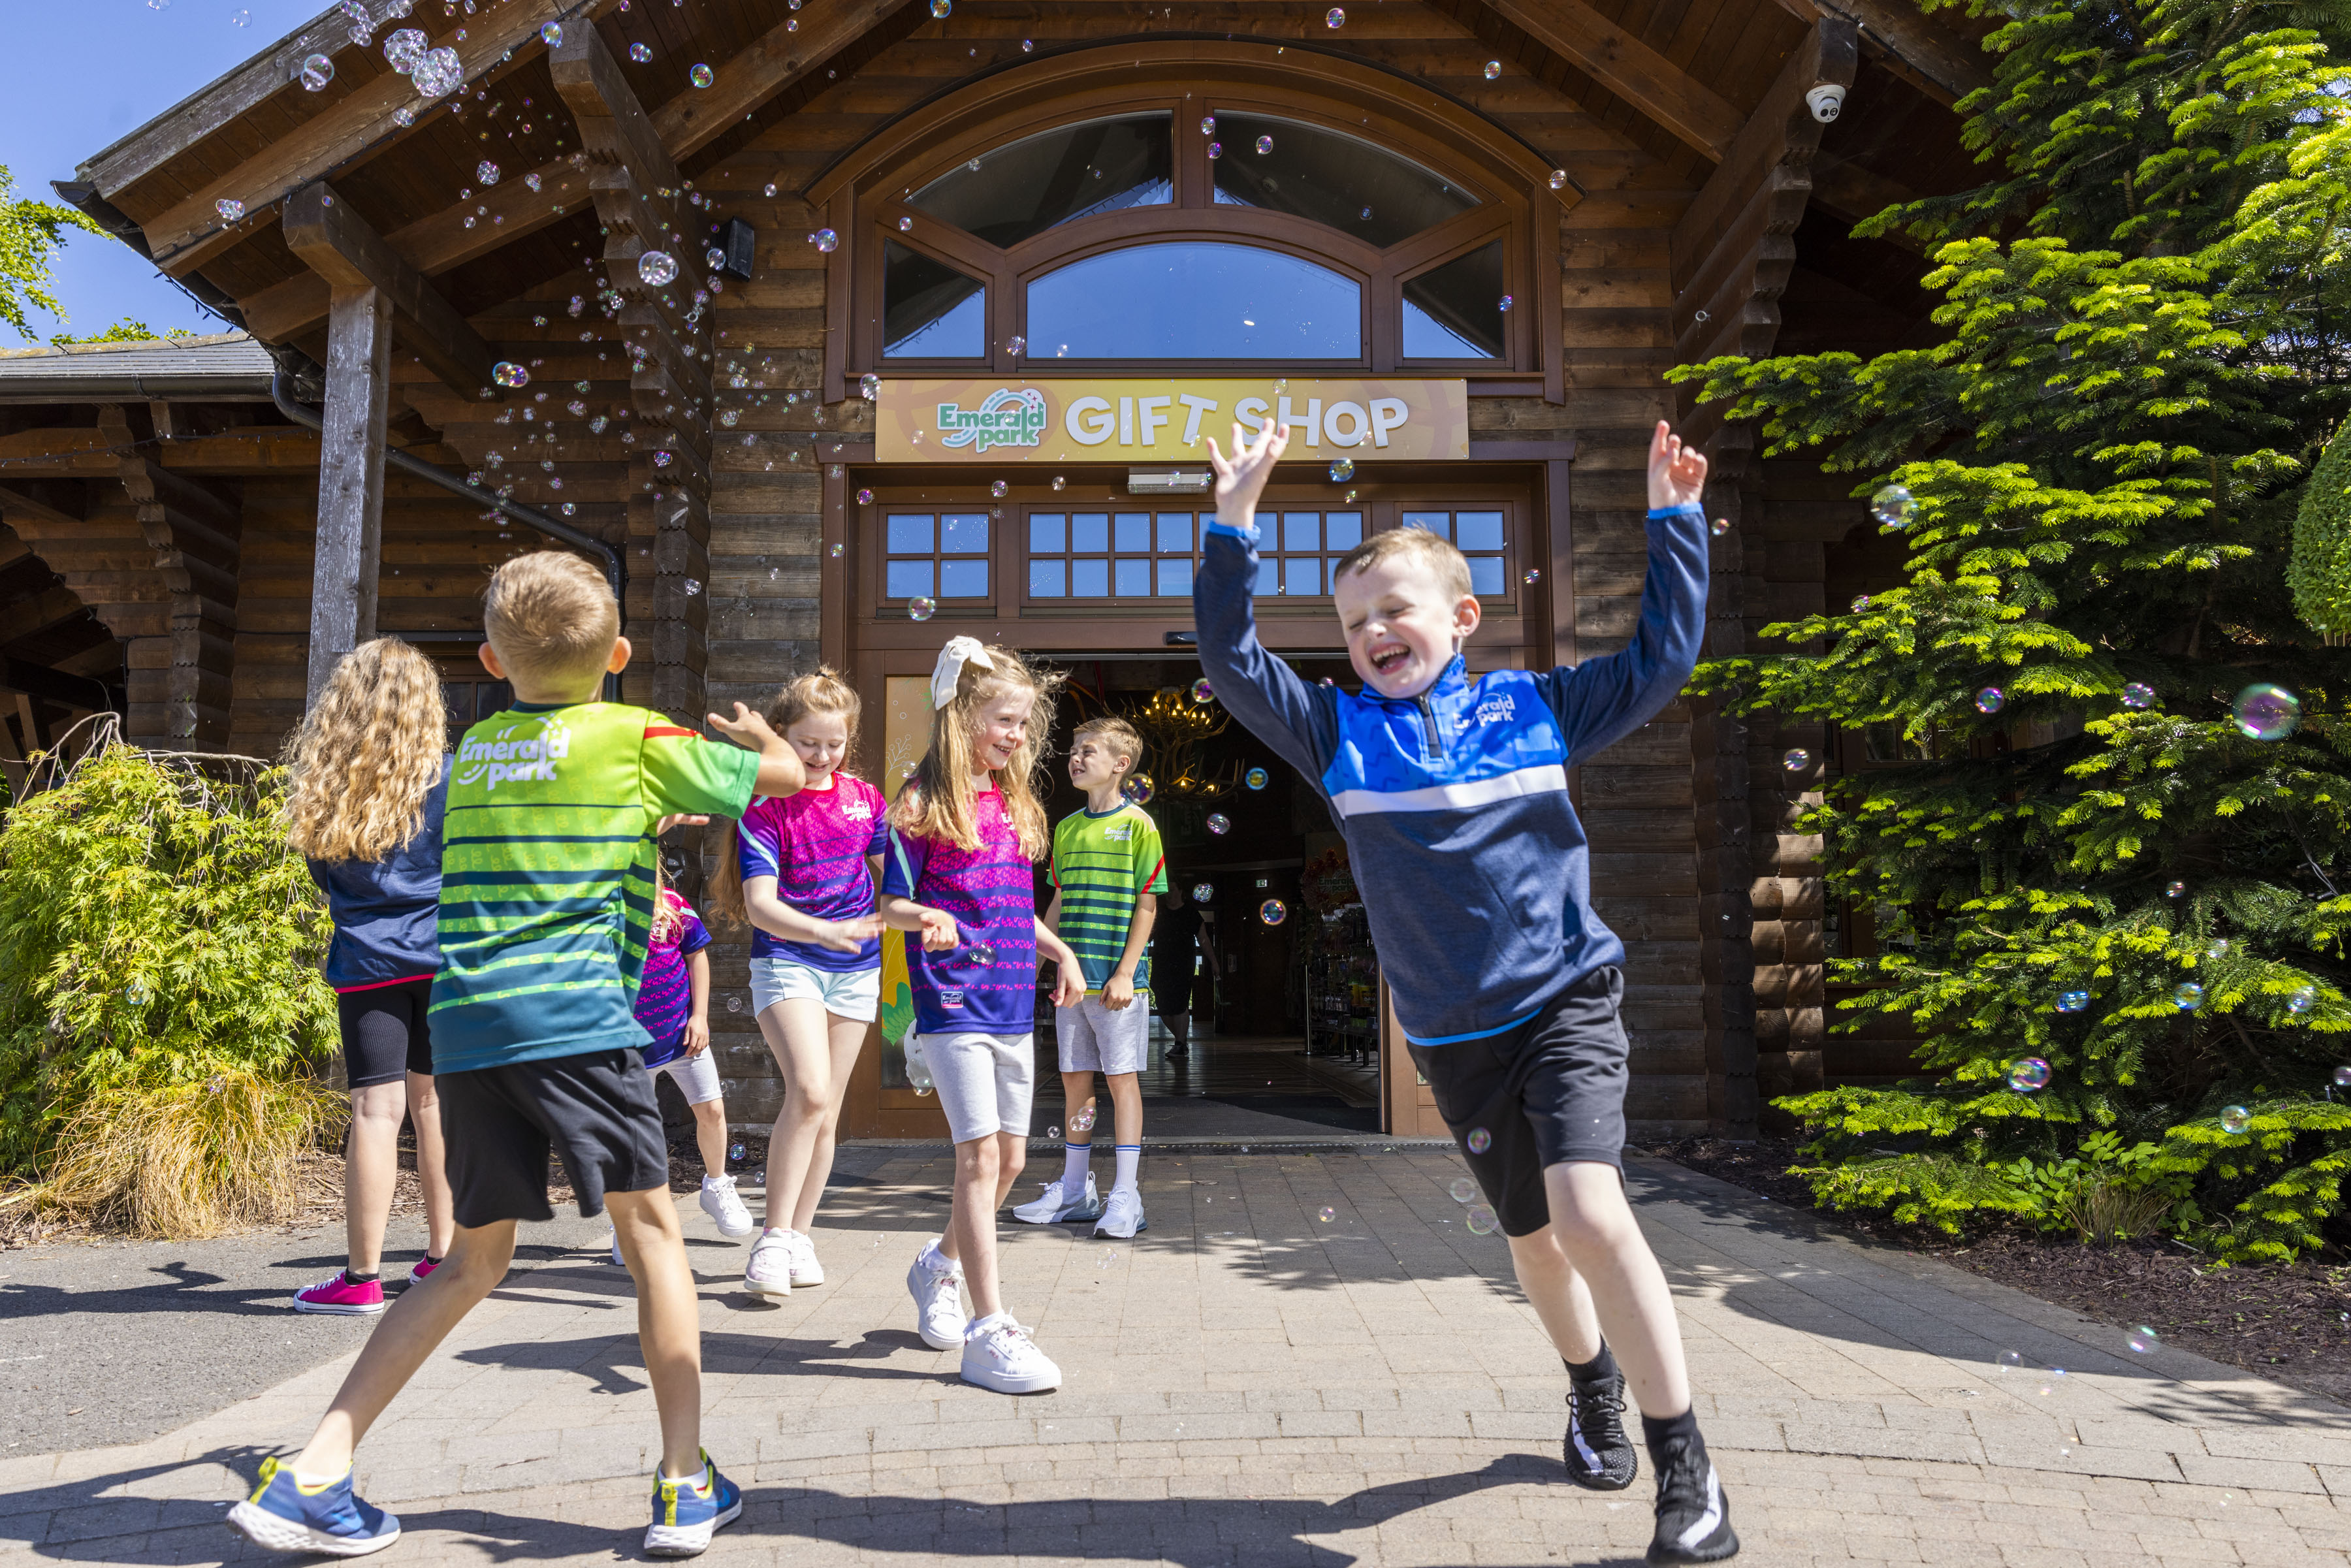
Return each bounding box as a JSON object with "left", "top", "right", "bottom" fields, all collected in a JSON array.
[{"left": 0, "top": 729, "right": 340, "bottom": 1235}]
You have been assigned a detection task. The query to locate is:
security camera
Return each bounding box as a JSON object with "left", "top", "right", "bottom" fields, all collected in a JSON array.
[{"left": 1806, "top": 84, "right": 1846, "bottom": 123}]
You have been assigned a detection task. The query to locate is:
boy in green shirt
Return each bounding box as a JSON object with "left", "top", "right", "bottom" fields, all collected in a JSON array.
[
  {"left": 229, "top": 552, "right": 804, "bottom": 1561},
  {"left": 1019, "top": 716, "right": 1166, "bottom": 1240}
]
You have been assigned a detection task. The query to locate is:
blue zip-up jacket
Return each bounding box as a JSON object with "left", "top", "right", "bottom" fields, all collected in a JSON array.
[
  {"left": 1193, "top": 505, "right": 1708, "bottom": 1045},
  {"left": 306, "top": 755, "right": 451, "bottom": 991}
]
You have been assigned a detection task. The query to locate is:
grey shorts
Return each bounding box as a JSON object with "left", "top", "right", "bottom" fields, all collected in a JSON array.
[
  {"left": 912, "top": 1030, "right": 1034, "bottom": 1144},
  {"left": 1404, "top": 967, "right": 1629, "bottom": 1238},
  {"left": 1057, "top": 995, "right": 1149, "bottom": 1076}
]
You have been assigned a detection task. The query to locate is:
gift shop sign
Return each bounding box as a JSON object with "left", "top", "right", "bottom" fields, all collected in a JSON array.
[{"left": 873, "top": 378, "right": 1469, "bottom": 463}]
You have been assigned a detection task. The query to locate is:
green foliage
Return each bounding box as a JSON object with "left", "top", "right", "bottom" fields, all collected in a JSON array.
[
  {"left": 48, "top": 318, "right": 197, "bottom": 346},
  {"left": 0, "top": 165, "right": 103, "bottom": 342},
  {"left": 0, "top": 733, "right": 338, "bottom": 1218},
  {"left": 1672, "top": 0, "right": 2351, "bottom": 1261},
  {"left": 2292, "top": 421, "right": 2351, "bottom": 637}
]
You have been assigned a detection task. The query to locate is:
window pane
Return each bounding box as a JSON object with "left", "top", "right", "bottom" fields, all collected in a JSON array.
[
  {"left": 1156, "top": 513, "right": 1192, "bottom": 554},
  {"left": 1030, "top": 558, "right": 1067, "bottom": 597},
  {"left": 1029, "top": 243, "right": 1360, "bottom": 360},
  {"left": 1254, "top": 557, "right": 1278, "bottom": 596},
  {"left": 1456, "top": 511, "right": 1505, "bottom": 551},
  {"left": 1401, "top": 240, "right": 1506, "bottom": 360},
  {"left": 882, "top": 241, "right": 985, "bottom": 359},
  {"left": 886, "top": 513, "right": 934, "bottom": 553},
  {"left": 1157, "top": 558, "right": 1194, "bottom": 597},
  {"left": 1113, "top": 558, "right": 1153, "bottom": 598},
  {"left": 1285, "top": 557, "right": 1322, "bottom": 596},
  {"left": 909, "top": 114, "right": 1172, "bottom": 249},
  {"left": 1401, "top": 511, "right": 1450, "bottom": 537},
  {"left": 1073, "top": 558, "right": 1110, "bottom": 597},
  {"left": 1325, "top": 511, "right": 1363, "bottom": 551},
  {"left": 942, "top": 512, "right": 989, "bottom": 554},
  {"left": 886, "top": 559, "right": 935, "bottom": 599},
  {"left": 940, "top": 559, "right": 989, "bottom": 598},
  {"left": 1466, "top": 557, "right": 1505, "bottom": 596},
  {"left": 1280, "top": 511, "right": 1319, "bottom": 552},
  {"left": 1209, "top": 114, "right": 1477, "bottom": 248},
  {"left": 1030, "top": 513, "right": 1066, "bottom": 553},
  {"left": 1072, "top": 513, "right": 1110, "bottom": 552},
  {"left": 1114, "top": 512, "right": 1152, "bottom": 552}
]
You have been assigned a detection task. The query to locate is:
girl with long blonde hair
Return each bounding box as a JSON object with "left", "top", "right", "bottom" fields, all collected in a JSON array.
[
  {"left": 878, "top": 639, "right": 1085, "bottom": 1395},
  {"left": 703, "top": 668, "right": 886, "bottom": 1296},
  {"left": 280, "top": 638, "right": 456, "bottom": 1315}
]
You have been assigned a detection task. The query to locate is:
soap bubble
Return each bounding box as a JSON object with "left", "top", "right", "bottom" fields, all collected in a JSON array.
[
  {"left": 1255, "top": 135, "right": 1274, "bottom": 154},
  {"left": 2289, "top": 986, "right": 2318, "bottom": 1014},
  {"left": 1782, "top": 748, "right": 1810, "bottom": 772},
  {"left": 859, "top": 372, "right": 880, "bottom": 398},
  {"left": 1005, "top": 335, "right": 1026, "bottom": 357},
  {"left": 2128, "top": 1324, "right": 2158, "bottom": 1352},
  {"left": 384, "top": 25, "right": 426, "bottom": 69},
  {"left": 476, "top": 159, "right": 500, "bottom": 186},
  {"left": 540, "top": 20, "right": 562, "bottom": 45},
  {"left": 1328, "top": 457, "right": 1354, "bottom": 482},
  {"left": 232, "top": 7, "right": 249, "bottom": 21},
  {"left": 630, "top": 41, "right": 652, "bottom": 61},
  {"left": 1207, "top": 142, "right": 1222, "bottom": 159},
  {"left": 1191, "top": 678, "right": 1215, "bottom": 704},
  {"left": 1870, "top": 484, "right": 1915, "bottom": 528},
  {"left": 2006, "top": 1057, "right": 2051, "bottom": 1093},
  {"left": 1995, "top": 1351, "right": 2022, "bottom": 1373},
  {"left": 727, "top": 996, "right": 742, "bottom": 1012},
  {"left": 1052, "top": 475, "right": 1066, "bottom": 491},
  {"left": 1499, "top": 294, "right": 1512, "bottom": 311},
  {"left": 1326, "top": 6, "right": 1343, "bottom": 23},
  {"left": 1123, "top": 773, "right": 1155, "bottom": 805},
  {"left": 898, "top": 216, "right": 913, "bottom": 231},
  {"left": 931, "top": 0, "right": 950, "bottom": 14},
  {"left": 690, "top": 63, "right": 714, "bottom": 87},
  {"left": 413, "top": 46, "right": 461, "bottom": 96},
  {"left": 492, "top": 362, "right": 529, "bottom": 388},
  {"left": 1975, "top": 686, "right": 2006, "bottom": 714},
  {"left": 2122, "top": 682, "right": 2155, "bottom": 709},
  {"left": 216, "top": 198, "right": 246, "bottom": 223},
  {"left": 968, "top": 944, "right": 995, "bottom": 966},
  {"left": 2056, "top": 990, "right": 2088, "bottom": 1014},
  {"left": 1070, "top": 1106, "right": 1096, "bottom": 1133},
  {"left": 1524, "top": 569, "right": 1541, "bottom": 584},
  {"left": 1484, "top": 59, "right": 1501, "bottom": 78},
  {"left": 298, "top": 53, "right": 335, "bottom": 90},
  {"left": 1046, "top": 1125, "right": 1059, "bottom": 1140},
  {"left": 2232, "top": 682, "right": 2299, "bottom": 741},
  {"left": 812, "top": 228, "right": 840, "bottom": 252},
  {"left": 908, "top": 596, "right": 936, "bottom": 622},
  {"left": 707, "top": 247, "right": 726, "bottom": 270},
  {"left": 1850, "top": 594, "right": 1870, "bottom": 613},
  {"left": 2166, "top": 880, "right": 2186, "bottom": 898},
  {"left": 830, "top": 543, "right": 844, "bottom": 558},
  {"left": 990, "top": 479, "right": 1008, "bottom": 498},
  {"left": 1206, "top": 812, "right": 1230, "bottom": 836},
  {"left": 1449, "top": 1177, "right": 1477, "bottom": 1203},
  {"left": 1260, "top": 899, "right": 1287, "bottom": 926},
  {"left": 1465, "top": 1127, "right": 1492, "bottom": 1155},
  {"left": 2174, "top": 982, "right": 2205, "bottom": 1010},
  {"left": 2218, "top": 1105, "right": 2250, "bottom": 1134},
  {"left": 2038, "top": 1368, "right": 2066, "bottom": 1396},
  {"left": 1319, "top": 1207, "right": 1334, "bottom": 1222},
  {"left": 1245, "top": 766, "right": 1269, "bottom": 790},
  {"left": 856, "top": 487, "right": 875, "bottom": 504},
  {"left": 639, "top": 251, "right": 678, "bottom": 285},
  {"left": 1464, "top": 1203, "right": 1499, "bottom": 1235},
  {"left": 1548, "top": 169, "right": 1569, "bottom": 190},
  {"left": 1191, "top": 883, "right": 1213, "bottom": 902},
  {"left": 2207, "top": 938, "right": 2230, "bottom": 959},
  {"left": 2334, "top": 1066, "right": 2351, "bottom": 1087}
]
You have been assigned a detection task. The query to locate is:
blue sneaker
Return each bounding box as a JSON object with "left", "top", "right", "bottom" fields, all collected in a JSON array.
[
  {"left": 644, "top": 1453, "right": 741, "bottom": 1558},
  {"left": 226, "top": 1456, "right": 401, "bottom": 1557}
]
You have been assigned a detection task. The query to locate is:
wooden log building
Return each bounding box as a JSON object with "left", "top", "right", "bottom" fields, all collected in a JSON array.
[{"left": 1, "top": 0, "right": 1980, "bottom": 1136}]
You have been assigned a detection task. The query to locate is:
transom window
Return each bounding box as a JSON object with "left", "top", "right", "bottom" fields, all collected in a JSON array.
[
  {"left": 884, "top": 511, "right": 991, "bottom": 603},
  {"left": 1402, "top": 509, "right": 1509, "bottom": 596},
  {"left": 1028, "top": 511, "right": 1197, "bottom": 599}
]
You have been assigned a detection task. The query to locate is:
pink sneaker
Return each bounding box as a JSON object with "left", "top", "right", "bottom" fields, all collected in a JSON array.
[
  {"left": 292, "top": 1270, "right": 387, "bottom": 1315},
  {"left": 408, "top": 1256, "right": 440, "bottom": 1283}
]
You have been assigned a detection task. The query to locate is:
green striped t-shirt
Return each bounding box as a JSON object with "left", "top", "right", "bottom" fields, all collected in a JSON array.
[
  {"left": 428, "top": 701, "right": 760, "bottom": 1074},
  {"left": 1049, "top": 801, "right": 1168, "bottom": 995}
]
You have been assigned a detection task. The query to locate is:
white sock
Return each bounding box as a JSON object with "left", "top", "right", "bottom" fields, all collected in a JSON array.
[
  {"left": 291, "top": 1467, "right": 345, "bottom": 1490},
  {"left": 1113, "top": 1144, "right": 1140, "bottom": 1194},
  {"left": 1061, "top": 1140, "right": 1092, "bottom": 1192}
]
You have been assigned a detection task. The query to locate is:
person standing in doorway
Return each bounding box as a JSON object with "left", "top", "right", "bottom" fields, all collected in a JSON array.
[{"left": 1150, "top": 880, "right": 1204, "bottom": 1061}]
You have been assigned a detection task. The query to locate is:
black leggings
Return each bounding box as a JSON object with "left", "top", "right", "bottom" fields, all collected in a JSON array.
[{"left": 337, "top": 978, "right": 436, "bottom": 1089}]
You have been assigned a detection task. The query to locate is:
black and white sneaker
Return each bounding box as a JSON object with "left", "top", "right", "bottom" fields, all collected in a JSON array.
[
  {"left": 1647, "top": 1439, "right": 1738, "bottom": 1563},
  {"left": 1563, "top": 1370, "right": 1638, "bottom": 1490}
]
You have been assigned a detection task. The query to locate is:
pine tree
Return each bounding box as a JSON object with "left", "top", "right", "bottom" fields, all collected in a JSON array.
[{"left": 1676, "top": 0, "right": 2351, "bottom": 1262}]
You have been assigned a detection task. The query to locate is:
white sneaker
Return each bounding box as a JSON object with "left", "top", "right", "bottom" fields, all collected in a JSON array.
[
  {"left": 906, "top": 1241, "right": 967, "bottom": 1350},
  {"left": 787, "top": 1229, "right": 824, "bottom": 1287},
  {"left": 1012, "top": 1172, "right": 1100, "bottom": 1224},
  {"left": 743, "top": 1230, "right": 793, "bottom": 1297},
  {"left": 961, "top": 1313, "right": 1061, "bottom": 1394},
  {"left": 699, "top": 1174, "right": 755, "bottom": 1238},
  {"left": 1093, "top": 1187, "right": 1147, "bottom": 1240},
  {"left": 605, "top": 1231, "right": 624, "bottom": 1266}
]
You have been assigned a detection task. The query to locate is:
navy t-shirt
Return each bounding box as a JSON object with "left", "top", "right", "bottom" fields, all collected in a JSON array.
[{"left": 308, "top": 755, "right": 451, "bottom": 991}]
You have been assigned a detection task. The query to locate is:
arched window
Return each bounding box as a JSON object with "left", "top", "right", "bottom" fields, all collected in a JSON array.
[{"left": 819, "top": 61, "right": 1570, "bottom": 381}]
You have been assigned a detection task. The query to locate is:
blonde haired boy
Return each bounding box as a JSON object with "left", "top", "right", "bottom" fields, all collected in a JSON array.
[
  {"left": 1018, "top": 714, "right": 1166, "bottom": 1240},
  {"left": 230, "top": 551, "right": 807, "bottom": 1561}
]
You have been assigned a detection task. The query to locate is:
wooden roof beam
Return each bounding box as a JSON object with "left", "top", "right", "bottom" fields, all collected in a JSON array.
[
  {"left": 1477, "top": 0, "right": 1746, "bottom": 161},
  {"left": 283, "top": 182, "right": 500, "bottom": 398},
  {"left": 1761, "top": 0, "right": 1994, "bottom": 106},
  {"left": 658, "top": 0, "right": 912, "bottom": 160}
]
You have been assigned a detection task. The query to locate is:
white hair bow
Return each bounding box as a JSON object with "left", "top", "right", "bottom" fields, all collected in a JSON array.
[{"left": 929, "top": 635, "right": 995, "bottom": 710}]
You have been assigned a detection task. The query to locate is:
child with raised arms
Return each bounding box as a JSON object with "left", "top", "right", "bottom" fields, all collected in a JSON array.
[
  {"left": 879, "top": 637, "right": 1085, "bottom": 1394},
  {"left": 229, "top": 552, "right": 805, "bottom": 1561},
  {"left": 1194, "top": 419, "right": 1737, "bottom": 1565},
  {"left": 705, "top": 667, "right": 888, "bottom": 1298}
]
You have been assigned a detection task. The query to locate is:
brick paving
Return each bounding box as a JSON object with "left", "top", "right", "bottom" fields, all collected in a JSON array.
[{"left": 1, "top": 1149, "right": 2344, "bottom": 1566}]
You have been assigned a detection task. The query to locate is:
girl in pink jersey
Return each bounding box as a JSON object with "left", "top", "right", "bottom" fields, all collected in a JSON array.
[
  {"left": 880, "top": 639, "right": 1086, "bottom": 1395},
  {"left": 708, "top": 669, "right": 887, "bottom": 1297}
]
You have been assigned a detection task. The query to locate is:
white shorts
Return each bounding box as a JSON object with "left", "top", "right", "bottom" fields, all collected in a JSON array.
[
  {"left": 645, "top": 1046, "right": 723, "bottom": 1105},
  {"left": 748, "top": 955, "right": 880, "bottom": 1023},
  {"left": 914, "top": 1031, "right": 1033, "bottom": 1144},
  {"left": 1057, "top": 995, "right": 1150, "bottom": 1076}
]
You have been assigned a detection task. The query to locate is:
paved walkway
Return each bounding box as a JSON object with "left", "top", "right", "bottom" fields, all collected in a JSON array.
[{"left": 1, "top": 1150, "right": 2346, "bottom": 1567}]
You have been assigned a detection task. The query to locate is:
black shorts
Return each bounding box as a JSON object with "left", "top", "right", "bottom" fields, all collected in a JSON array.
[
  {"left": 1406, "top": 967, "right": 1629, "bottom": 1238},
  {"left": 436, "top": 1049, "right": 671, "bottom": 1227},
  {"left": 336, "top": 978, "right": 436, "bottom": 1089}
]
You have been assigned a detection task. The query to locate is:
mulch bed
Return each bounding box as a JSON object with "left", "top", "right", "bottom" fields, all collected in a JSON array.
[{"left": 1653, "top": 1136, "right": 2351, "bottom": 1406}]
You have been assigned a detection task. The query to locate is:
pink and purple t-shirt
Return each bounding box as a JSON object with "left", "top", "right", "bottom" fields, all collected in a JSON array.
[
  {"left": 632, "top": 889, "right": 712, "bottom": 1067},
  {"left": 735, "top": 773, "right": 890, "bottom": 973},
  {"left": 880, "top": 785, "right": 1039, "bottom": 1035}
]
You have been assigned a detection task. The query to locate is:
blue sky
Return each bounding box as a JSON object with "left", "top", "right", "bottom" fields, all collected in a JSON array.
[{"left": 2, "top": 0, "right": 323, "bottom": 343}]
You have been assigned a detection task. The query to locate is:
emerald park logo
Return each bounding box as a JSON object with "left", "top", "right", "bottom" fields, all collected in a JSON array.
[{"left": 936, "top": 387, "right": 1048, "bottom": 453}]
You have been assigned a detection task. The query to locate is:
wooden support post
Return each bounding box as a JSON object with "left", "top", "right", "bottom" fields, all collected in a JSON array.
[{"left": 308, "top": 285, "right": 393, "bottom": 706}]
